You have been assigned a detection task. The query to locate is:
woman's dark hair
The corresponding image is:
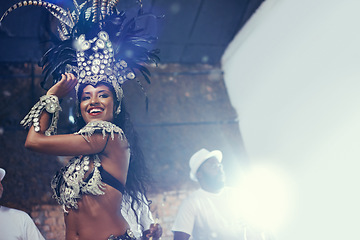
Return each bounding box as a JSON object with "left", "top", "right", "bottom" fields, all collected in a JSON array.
[{"left": 76, "top": 82, "right": 152, "bottom": 225}]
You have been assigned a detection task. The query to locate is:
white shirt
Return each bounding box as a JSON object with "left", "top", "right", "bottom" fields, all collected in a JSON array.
[
  {"left": 0, "top": 206, "right": 45, "bottom": 240},
  {"left": 172, "top": 187, "right": 247, "bottom": 240},
  {"left": 121, "top": 197, "right": 154, "bottom": 239}
]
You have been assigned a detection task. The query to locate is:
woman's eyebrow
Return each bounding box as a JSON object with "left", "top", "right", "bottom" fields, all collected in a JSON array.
[
  {"left": 82, "top": 89, "right": 110, "bottom": 95},
  {"left": 98, "top": 90, "right": 112, "bottom": 94}
]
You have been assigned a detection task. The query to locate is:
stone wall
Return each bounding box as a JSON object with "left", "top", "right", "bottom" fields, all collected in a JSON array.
[
  {"left": 31, "top": 205, "right": 65, "bottom": 240},
  {"left": 148, "top": 190, "right": 191, "bottom": 239}
]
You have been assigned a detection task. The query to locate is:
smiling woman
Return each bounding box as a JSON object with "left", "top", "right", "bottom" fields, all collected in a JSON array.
[
  {"left": 80, "top": 84, "right": 115, "bottom": 123},
  {"left": 30, "top": 72, "right": 135, "bottom": 239},
  {"left": 22, "top": 71, "right": 144, "bottom": 240}
]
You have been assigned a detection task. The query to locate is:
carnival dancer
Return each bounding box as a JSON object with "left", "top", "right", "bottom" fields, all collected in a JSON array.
[{"left": 1, "top": 0, "right": 159, "bottom": 239}]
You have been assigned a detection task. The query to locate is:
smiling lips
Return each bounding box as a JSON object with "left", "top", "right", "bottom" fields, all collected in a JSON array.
[{"left": 88, "top": 107, "right": 104, "bottom": 116}]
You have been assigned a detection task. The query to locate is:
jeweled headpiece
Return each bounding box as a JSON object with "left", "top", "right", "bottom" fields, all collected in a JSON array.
[
  {"left": 73, "top": 30, "right": 127, "bottom": 114},
  {"left": 1, "top": 0, "right": 159, "bottom": 114}
]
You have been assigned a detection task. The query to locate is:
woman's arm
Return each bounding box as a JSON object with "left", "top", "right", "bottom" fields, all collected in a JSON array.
[
  {"left": 24, "top": 73, "right": 108, "bottom": 156},
  {"left": 25, "top": 130, "right": 108, "bottom": 156}
]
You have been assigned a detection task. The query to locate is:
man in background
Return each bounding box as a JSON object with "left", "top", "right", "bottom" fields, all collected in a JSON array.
[
  {"left": 0, "top": 167, "right": 45, "bottom": 240},
  {"left": 172, "top": 148, "right": 265, "bottom": 240}
]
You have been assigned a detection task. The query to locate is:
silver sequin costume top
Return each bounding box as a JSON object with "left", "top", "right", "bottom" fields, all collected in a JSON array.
[{"left": 51, "top": 120, "right": 126, "bottom": 211}]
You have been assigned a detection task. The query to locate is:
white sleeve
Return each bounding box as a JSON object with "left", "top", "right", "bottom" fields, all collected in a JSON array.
[
  {"left": 23, "top": 213, "right": 45, "bottom": 240},
  {"left": 172, "top": 197, "right": 196, "bottom": 235},
  {"left": 139, "top": 200, "right": 154, "bottom": 231}
]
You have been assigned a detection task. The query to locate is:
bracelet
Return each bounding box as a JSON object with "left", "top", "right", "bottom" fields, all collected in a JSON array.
[{"left": 20, "top": 95, "right": 62, "bottom": 136}]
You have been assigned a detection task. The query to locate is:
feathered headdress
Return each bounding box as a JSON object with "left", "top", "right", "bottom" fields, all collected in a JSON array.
[{"left": 0, "top": 0, "right": 159, "bottom": 114}]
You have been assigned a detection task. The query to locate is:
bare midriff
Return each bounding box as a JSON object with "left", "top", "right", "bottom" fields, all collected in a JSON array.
[{"left": 64, "top": 186, "right": 129, "bottom": 240}]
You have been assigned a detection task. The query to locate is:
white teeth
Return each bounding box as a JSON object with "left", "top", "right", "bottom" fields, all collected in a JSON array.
[{"left": 89, "top": 108, "right": 102, "bottom": 113}]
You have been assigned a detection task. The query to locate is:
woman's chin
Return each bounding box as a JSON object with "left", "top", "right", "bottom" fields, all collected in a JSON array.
[{"left": 83, "top": 115, "right": 113, "bottom": 123}]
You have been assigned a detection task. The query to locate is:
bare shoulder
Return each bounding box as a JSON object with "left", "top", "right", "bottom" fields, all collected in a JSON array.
[
  {"left": 105, "top": 133, "right": 130, "bottom": 153},
  {"left": 99, "top": 133, "right": 130, "bottom": 182}
]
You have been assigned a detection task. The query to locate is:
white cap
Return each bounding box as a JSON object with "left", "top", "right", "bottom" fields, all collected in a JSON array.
[
  {"left": 189, "top": 148, "right": 222, "bottom": 182},
  {"left": 0, "top": 168, "right": 5, "bottom": 181}
]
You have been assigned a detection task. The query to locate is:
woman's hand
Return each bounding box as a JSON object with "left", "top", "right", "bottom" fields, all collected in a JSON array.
[
  {"left": 144, "top": 223, "right": 162, "bottom": 240},
  {"left": 46, "top": 73, "right": 77, "bottom": 99}
]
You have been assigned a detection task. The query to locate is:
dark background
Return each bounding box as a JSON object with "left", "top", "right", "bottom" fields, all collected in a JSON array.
[{"left": 0, "top": 0, "right": 264, "bottom": 63}]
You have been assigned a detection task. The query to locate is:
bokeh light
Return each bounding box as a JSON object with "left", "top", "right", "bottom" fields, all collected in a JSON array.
[{"left": 233, "top": 163, "right": 295, "bottom": 234}]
